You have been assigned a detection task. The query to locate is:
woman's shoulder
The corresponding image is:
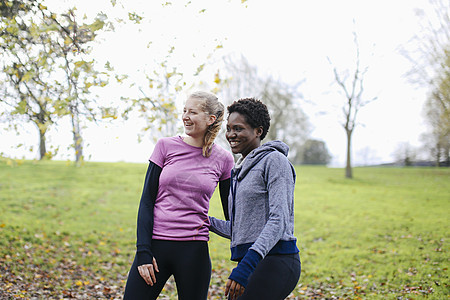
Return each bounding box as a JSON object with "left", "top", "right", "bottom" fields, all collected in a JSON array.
[
  {"left": 151, "top": 137, "right": 182, "bottom": 156},
  {"left": 264, "top": 150, "right": 293, "bottom": 168},
  {"left": 155, "top": 136, "right": 181, "bottom": 146},
  {"left": 159, "top": 136, "right": 180, "bottom": 142}
]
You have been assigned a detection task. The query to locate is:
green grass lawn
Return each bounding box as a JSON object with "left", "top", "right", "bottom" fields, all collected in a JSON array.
[{"left": 0, "top": 159, "right": 448, "bottom": 299}]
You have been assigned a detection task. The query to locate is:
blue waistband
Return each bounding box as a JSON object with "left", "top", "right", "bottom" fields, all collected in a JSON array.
[{"left": 230, "top": 239, "right": 299, "bottom": 261}]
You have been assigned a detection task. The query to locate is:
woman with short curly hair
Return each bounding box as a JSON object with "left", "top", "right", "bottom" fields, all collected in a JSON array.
[{"left": 210, "top": 98, "right": 301, "bottom": 300}]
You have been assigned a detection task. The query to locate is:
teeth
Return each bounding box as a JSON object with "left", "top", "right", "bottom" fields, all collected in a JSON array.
[{"left": 230, "top": 141, "right": 239, "bottom": 147}]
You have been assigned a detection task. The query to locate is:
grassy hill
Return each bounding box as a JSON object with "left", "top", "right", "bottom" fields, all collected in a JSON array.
[{"left": 0, "top": 159, "right": 448, "bottom": 299}]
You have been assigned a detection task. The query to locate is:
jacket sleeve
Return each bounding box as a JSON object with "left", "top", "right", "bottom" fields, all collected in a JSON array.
[
  {"left": 136, "top": 161, "right": 162, "bottom": 266},
  {"left": 249, "top": 152, "right": 295, "bottom": 258},
  {"left": 219, "top": 178, "right": 230, "bottom": 220},
  {"left": 208, "top": 216, "right": 232, "bottom": 239}
]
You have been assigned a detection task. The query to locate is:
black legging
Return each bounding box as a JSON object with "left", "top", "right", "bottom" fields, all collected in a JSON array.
[
  {"left": 123, "top": 240, "right": 211, "bottom": 300},
  {"left": 238, "top": 253, "right": 301, "bottom": 300}
]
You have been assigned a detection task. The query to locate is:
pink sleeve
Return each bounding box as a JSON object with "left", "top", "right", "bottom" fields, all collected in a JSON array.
[
  {"left": 149, "top": 139, "right": 166, "bottom": 168},
  {"left": 219, "top": 153, "right": 234, "bottom": 181}
]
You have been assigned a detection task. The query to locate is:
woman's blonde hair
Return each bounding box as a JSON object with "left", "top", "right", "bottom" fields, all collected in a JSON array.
[{"left": 188, "top": 91, "right": 224, "bottom": 157}]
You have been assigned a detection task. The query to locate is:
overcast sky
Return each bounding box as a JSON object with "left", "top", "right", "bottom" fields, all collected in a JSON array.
[{"left": 1, "top": 0, "right": 433, "bottom": 166}]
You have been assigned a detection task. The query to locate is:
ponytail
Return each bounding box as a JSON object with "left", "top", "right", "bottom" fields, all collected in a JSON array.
[{"left": 202, "top": 103, "right": 224, "bottom": 157}]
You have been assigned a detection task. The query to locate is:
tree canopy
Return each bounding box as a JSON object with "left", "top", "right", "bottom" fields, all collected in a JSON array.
[
  {"left": 402, "top": 0, "right": 450, "bottom": 166},
  {"left": 0, "top": 0, "right": 113, "bottom": 162},
  {"left": 1, "top": 0, "right": 231, "bottom": 163}
]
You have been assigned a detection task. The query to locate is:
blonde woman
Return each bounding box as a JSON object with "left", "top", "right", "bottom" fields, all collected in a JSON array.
[{"left": 123, "top": 92, "right": 234, "bottom": 299}]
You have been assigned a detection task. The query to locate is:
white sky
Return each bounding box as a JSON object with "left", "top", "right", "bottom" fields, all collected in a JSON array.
[{"left": 1, "top": 0, "right": 433, "bottom": 166}]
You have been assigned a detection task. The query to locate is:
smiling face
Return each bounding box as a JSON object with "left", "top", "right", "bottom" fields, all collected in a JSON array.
[
  {"left": 182, "top": 97, "right": 215, "bottom": 139},
  {"left": 226, "top": 112, "right": 263, "bottom": 158}
]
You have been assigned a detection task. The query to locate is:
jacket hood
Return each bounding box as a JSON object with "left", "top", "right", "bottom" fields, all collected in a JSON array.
[{"left": 235, "top": 140, "right": 290, "bottom": 180}]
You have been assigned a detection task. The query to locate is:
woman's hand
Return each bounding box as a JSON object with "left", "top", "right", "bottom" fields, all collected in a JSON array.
[
  {"left": 138, "top": 257, "right": 159, "bottom": 286},
  {"left": 225, "top": 279, "right": 245, "bottom": 299}
]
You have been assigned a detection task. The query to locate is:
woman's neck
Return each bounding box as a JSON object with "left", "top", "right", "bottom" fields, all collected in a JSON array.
[{"left": 182, "top": 135, "right": 204, "bottom": 147}]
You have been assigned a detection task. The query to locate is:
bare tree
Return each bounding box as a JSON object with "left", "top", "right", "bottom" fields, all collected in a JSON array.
[
  {"left": 423, "top": 84, "right": 450, "bottom": 166},
  {"left": 260, "top": 77, "right": 311, "bottom": 164},
  {"left": 401, "top": 0, "right": 450, "bottom": 166},
  {"left": 217, "top": 55, "right": 311, "bottom": 163},
  {"left": 402, "top": 0, "right": 449, "bottom": 89},
  {"left": 328, "top": 31, "right": 377, "bottom": 178}
]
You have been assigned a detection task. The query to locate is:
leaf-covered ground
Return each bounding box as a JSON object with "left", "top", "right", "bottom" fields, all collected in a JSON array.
[
  {"left": 0, "top": 225, "right": 234, "bottom": 299},
  {"left": 0, "top": 161, "right": 448, "bottom": 299}
]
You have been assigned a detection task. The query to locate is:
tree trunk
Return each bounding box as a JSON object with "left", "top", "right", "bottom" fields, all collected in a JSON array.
[
  {"left": 345, "top": 129, "right": 353, "bottom": 179},
  {"left": 39, "top": 128, "right": 47, "bottom": 160},
  {"left": 446, "top": 146, "right": 450, "bottom": 166},
  {"left": 435, "top": 143, "right": 441, "bottom": 167},
  {"left": 34, "top": 120, "right": 48, "bottom": 160},
  {"left": 71, "top": 114, "right": 83, "bottom": 165}
]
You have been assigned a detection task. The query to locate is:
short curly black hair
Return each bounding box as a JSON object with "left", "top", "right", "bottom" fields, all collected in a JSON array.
[{"left": 227, "top": 98, "right": 271, "bottom": 140}]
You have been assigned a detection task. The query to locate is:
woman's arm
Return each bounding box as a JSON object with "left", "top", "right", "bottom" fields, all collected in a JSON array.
[
  {"left": 250, "top": 153, "right": 294, "bottom": 257},
  {"left": 209, "top": 216, "right": 232, "bottom": 239},
  {"left": 136, "top": 161, "right": 162, "bottom": 266},
  {"left": 209, "top": 174, "right": 231, "bottom": 238},
  {"left": 219, "top": 178, "right": 231, "bottom": 220}
]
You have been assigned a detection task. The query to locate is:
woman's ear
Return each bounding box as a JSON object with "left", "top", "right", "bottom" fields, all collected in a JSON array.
[
  {"left": 255, "top": 126, "right": 263, "bottom": 138},
  {"left": 207, "top": 115, "right": 217, "bottom": 126}
]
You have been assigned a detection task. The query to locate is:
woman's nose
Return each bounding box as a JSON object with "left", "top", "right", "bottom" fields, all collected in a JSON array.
[{"left": 226, "top": 130, "right": 235, "bottom": 139}]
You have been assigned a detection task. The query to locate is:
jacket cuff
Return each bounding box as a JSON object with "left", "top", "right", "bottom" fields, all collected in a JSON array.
[{"left": 228, "top": 249, "right": 262, "bottom": 287}]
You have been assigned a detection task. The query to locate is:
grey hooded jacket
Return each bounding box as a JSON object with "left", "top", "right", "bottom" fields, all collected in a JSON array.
[{"left": 209, "top": 140, "right": 299, "bottom": 261}]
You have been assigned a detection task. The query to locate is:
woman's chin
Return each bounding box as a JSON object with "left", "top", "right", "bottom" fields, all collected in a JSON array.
[{"left": 230, "top": 147, "right": 240, "bottom": 155}]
